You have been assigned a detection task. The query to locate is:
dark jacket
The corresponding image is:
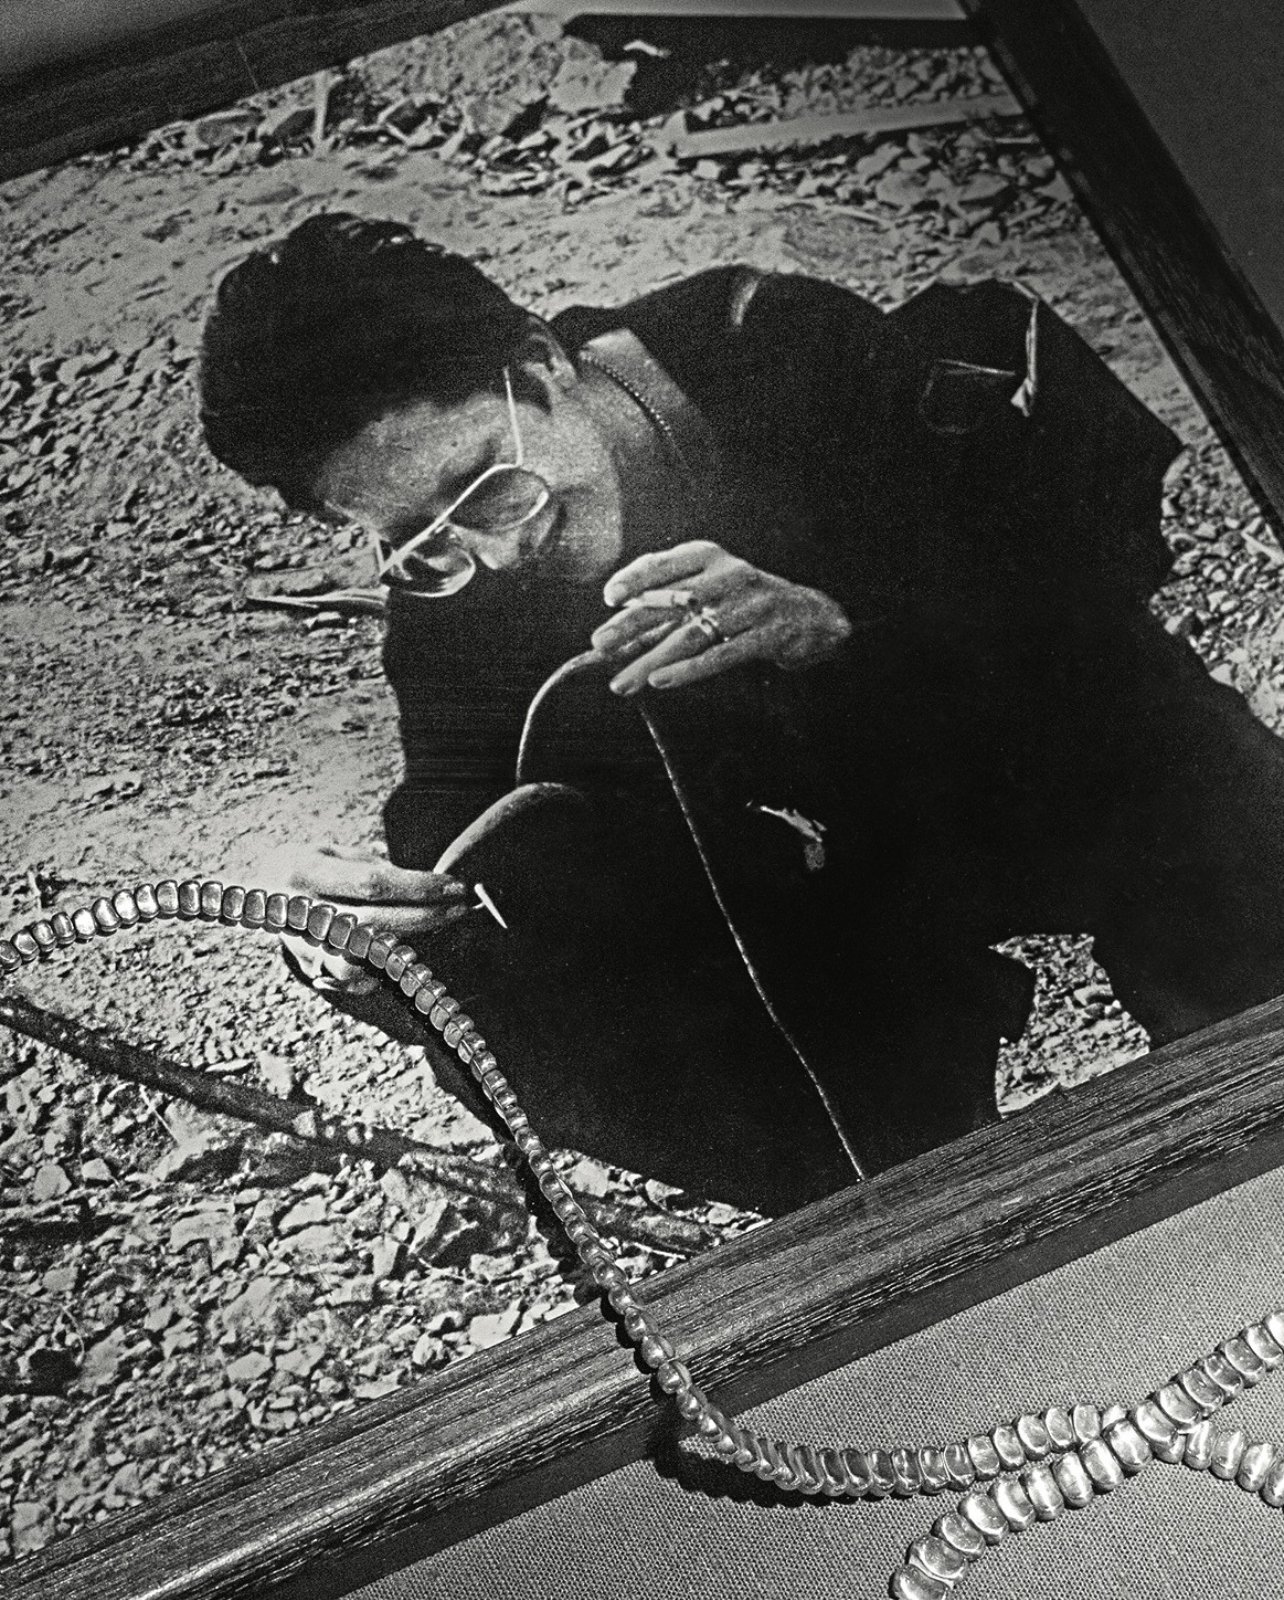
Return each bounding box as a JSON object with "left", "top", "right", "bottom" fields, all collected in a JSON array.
[{"left": 381, "top": 268, "right": 1182, "bottom": 1179}]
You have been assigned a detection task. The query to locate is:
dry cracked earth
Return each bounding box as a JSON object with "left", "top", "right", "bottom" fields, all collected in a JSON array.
[{"left": 1, "top": 9, "right": 1280, "bottom": 1571}]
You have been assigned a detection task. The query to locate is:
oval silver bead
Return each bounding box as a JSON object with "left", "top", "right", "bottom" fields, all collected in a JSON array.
[
  {"left": 111, "top": 891, "right": 139, "bottom": 926},
  {"left": 840, "top": 1449, "right": 874, "bottom": 1497},
  {"left": 1262, "top": 1309, "right": 1284, "bottom": 1349},
  {"left": 155, "top": 880, "right": 179, "bottom": 917},
  {"left": 908, "top": 1534, "right": 969, "bottom": 1583},
  {"left": 0, "top": 940, "right": 23, "bottom": 971},
  {"left": 1155, "top": 1381, "right": 1201, "bottom": 1429},
  {"left": 240, "top": 888, "right": 267, "bottom": 927},
  {"left": 305, "top": 903, "right": 334, "bottom": 943},
  {"left": 1260, "top": 1453, "right": 1284, "bottom": 1507},
  {"left": 91, "top": 897, "right": 120, "bottom": 933},
  {"left": 1015, "top": 1414, "right": 1051, "bottom": 1459},
  {"left": 219, "top": 886, "right": 246, "bottom": 925},
  {"left": 345, "top": 923, "right": 374, "bottom": 962},
  {"left": 1071, "top": 1403, "right": 1102, "bottom": 1443},
  {"left": 133, "top": 884, "right": 159, "bottom": 920},
  {"left": 933, "top": 1510, "right": 985, "bottom": 1559},
  {"left": 958, "top": 1487, "right": 1009, "bottom": 1543},
  {"left": 1178, "top": 1366, "right": 1224, "bottom": 1417},
  {"left": 1209, "top": 1426, "right": 1248, "bottom": 1480},
  {"left": 71, "top": 908, "right": 97, "bottom": 941},
  {"left": 1052, "top": 1450, "right": 1095, "bottom": 1508},
  {"left": 49, "top": 913, "right": 75, "bottom": 945},
  {"left": 1242, "top": 1323, "right": 1284, "bottom": 1370},
  {"left": 1080, "top": 1438, "right": 1124, "bottom": 1491},
  {"left": 1041, "top": 1406, "right": 1075, "bottom": 1452},
  {"left": 890, "top": 1567, "right": 949, "bottom": 1600},
  {"left": 1100, "top": 1403, "right": 1127, "bottom": 1430},
  {"left": 264, "top": 893, "right": 290, "bottom": 931},
  {"left": 917, "top": 1446, "right": 950, "bottom": 1494},
  {"left": 991, "top": 1423, "right": 1025, "bottom": 1471},
  {"left": 1220, "top": 1337, "right": 1266, "bottom": 1386},
  {"left": 1238, "top": 1441, "right": 1276, "bottom": 1493},
  {"left": 818, "top": 1447, "right": 850, "bottom": 1497},
  {"left": 29, "top": 922, "right": 57, "bottom": 954},
  {"left": 384, "top": 943, "right": 417, "bottom": 983},
  {"left": 177, "top": 880, "right": 202, "bottom": 918},
  {"left": 992, "top": 1477, "right": 1037, "bottom": 1531},
  {"left": 1022, "top": 1462, "right": 1064, "bottom": 1520},
  {"left": 966, "top": 1433, "right": 1001, "bottom": 1477},
  {"left": 1131, "top": 1399, "right": 1179, "bottom": 1451},
  {"left": 1182, "top": 1418, "right": 1215, "bottom": 1470},
  {"left": 1200, "top": 1350, "right": 1244, "bottom": 1400},
  {"left": 867, "top": 1448, "right": 897, "bottom": 1499},
  {"left": 890, "top": 1445, "right": 922, "bottom": 1497},
  {"left": 1105, "top": 1418, "right": 1153, "bottom": 1474},
  {"left": 199, "top": 881, "right": 223, "bottom": 919},
  {"left": 942, "top": 1441, "right": 975, "bottom": 1490}
]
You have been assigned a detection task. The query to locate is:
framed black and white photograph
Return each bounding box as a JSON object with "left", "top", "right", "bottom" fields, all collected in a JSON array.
[{"left": 4, "top": 3, "right": 1284, "bottom": 1598}]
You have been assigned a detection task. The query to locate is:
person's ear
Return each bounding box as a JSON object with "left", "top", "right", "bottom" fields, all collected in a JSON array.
[{"left": 512, "top": 317, "right": 579, "bottom": 401}]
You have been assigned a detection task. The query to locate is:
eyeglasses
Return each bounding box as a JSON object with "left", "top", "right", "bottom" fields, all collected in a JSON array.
[{"left": 374, "top": 369, "right": 551, "bottom": 599}]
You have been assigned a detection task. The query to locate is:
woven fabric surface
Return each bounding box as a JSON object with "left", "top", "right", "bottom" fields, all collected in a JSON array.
[{"left": 355, "top": 1162, "right": 1284, "bottom": 1600}]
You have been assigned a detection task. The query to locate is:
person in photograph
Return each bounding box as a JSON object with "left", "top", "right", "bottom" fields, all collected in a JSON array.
[{"left": 196, "top": 212, "right": 1284, "bottom": 1212}]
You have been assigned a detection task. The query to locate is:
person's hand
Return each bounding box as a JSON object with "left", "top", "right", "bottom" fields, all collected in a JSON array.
[
  {"left": 251, "top": 844, "right": 471, "bottom": 995},
  {"left": 589, "top": 540, "right": 852, "bottom": 696}
]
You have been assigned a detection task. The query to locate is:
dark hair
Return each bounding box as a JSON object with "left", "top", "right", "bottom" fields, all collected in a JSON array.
[{"left": 198, "top": 213, "right": 531, "bottom": 512}]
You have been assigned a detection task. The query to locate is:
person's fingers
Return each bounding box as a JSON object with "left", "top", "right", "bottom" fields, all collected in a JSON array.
[
  {"left": 589, "top": 608, "right": 686, "bottom": 659},
  {"left": 645, "top": 629, "right": 764, "bottom": 689},
  {"left": 602, "top": 541, "right": 726, "bottom": 607},
  {"left": 608, "top": 615, "right": 728, "bottom": 695}
]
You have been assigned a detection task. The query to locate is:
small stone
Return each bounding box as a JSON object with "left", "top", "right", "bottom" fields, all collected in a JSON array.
[
  {"left": 468, "top": 1302, "right": 522, "bottom": 1350},
  {"left": 31, "top": 1162, "right": 71, "bottom": 1201},
  {"left": 225, "top": 1350, "right": 272, "bottom": 1386}
]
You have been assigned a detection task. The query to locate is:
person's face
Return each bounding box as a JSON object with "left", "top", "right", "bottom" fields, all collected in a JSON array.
[{"left": 311, "top": 341, "right": 625, "bottom": 595}]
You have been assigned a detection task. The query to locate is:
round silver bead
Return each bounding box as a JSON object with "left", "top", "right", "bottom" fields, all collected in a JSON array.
[
  {"left": 71, "top": 908, "right": 96, "bottom": 941},
  {"left": 91, "top": 897, "right": 120, "bottom": 934},
  {"left": 49, "top": 913, "right": 75, "bottom": 946},
  {"left": 28, "top": 922, "right": 57, "bottom": 955},
  {"left": 638, "top": 1333, "right": 674, "bottom": 1369}
]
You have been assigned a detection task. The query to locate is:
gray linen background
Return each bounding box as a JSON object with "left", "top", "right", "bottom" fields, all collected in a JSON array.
[{"left": 355, "top": 1163, "right": 1284, "bottom": 1599}]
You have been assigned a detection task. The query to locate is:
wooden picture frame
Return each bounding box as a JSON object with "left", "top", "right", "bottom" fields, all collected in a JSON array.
[{"left": 4, "top": 3, "right": 1284, "bottom": 1597}]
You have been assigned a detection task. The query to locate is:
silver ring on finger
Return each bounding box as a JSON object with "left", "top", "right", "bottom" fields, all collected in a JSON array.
[{"left": 690, "top": 605, "right": 726, "bottom": 648}]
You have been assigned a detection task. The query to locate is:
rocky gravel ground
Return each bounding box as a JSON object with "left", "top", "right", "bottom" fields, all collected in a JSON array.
[{"left": 1, "top": 8, "right": 1281, "bottom": 1569}]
